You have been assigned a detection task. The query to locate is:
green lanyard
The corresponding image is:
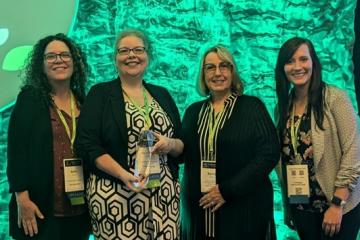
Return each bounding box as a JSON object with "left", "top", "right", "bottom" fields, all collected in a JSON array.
[
  {"left": 290, "top": 105, "right": 302, "bottom": 157},
  {"left": 123, "top": 87, "right": 151, "bottom": 129},
  {"left": 55, "top": 91, "right": 76, "bottom": 150},
  {"left": 208, "top": 104, "right": 224, "bottom": 159}
]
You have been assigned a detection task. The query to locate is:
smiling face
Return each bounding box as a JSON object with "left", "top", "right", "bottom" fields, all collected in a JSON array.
[
  {"left": 116, "top": 35, "right": 148, "bottom": 80},
  {"left": 43, "top": 40, "right": 73, "bottom": 86},
  {"left": 284, "top": 44, "right": 313, "bottom": 91},
  {"left": 203, "top": 52, "right": 233, "bottom": 97}
]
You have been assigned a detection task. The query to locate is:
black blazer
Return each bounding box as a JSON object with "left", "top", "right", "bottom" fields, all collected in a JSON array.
[
  {"left": 181, "top": 95, "right": 280, "bottom": 239},
  {"left": 76, "top": 78, "right": 182, "bottom": 182},
  {"left": 7, "top": 87, "right": 55, "bottom": 238}
]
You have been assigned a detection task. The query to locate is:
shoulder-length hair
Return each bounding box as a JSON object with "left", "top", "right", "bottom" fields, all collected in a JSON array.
[
  {"left": 196, "top": 45, "right": 243, "bottom": 97},
  {"left": 275, "top": 37, "right": 325, "bottom": 132},
  {"left": 23, "top": 33, "right": 88, "bottom": 106}
]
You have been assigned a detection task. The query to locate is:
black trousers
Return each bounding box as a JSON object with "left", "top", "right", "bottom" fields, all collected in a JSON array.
[{"left": 291, "top": 203, "right": 360, "bottom": 240}]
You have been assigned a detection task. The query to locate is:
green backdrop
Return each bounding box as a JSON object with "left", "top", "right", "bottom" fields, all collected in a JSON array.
[{"left": 0, "top": 0, "right": 358, "bottom": 239}]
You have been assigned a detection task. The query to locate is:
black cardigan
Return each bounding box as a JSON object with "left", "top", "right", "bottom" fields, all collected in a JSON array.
[
  {"left": 180, "top": 95, "right": 280, "bottom": 240},
  {"left": 7, "top": 87, "right": 55, "bottom": 238},
  {"left": 76, "top": 78, "right": 182, "bottom": 182}
]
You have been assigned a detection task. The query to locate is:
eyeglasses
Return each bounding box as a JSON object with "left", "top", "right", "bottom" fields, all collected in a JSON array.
[
  {"left": 44, "top": 52, "right": 72, "bottom": 63},
  {"left": 117, "top": 47, "right": 146, "bottom": 56},
  {"left": 203, "top": 62, "right": 233, "bottom": 75}
]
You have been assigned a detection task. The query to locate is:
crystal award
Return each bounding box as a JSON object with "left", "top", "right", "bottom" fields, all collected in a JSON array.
[{"left": 134, "top": 130, "right": 161, "bottom": 188}]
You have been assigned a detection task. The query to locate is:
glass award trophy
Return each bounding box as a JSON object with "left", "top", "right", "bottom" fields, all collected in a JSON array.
[{"left": 134, "top": 130, "right": 161, "bottom": 188}]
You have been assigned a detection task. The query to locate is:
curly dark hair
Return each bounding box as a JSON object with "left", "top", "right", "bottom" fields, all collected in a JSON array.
[{"left": 22, "top": 33, "right": 88, "bottom": 106}]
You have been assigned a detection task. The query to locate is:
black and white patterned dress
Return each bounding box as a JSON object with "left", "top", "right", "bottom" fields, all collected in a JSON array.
[{"left": 87, "top": 97, "right": 180, "bottom": 240}]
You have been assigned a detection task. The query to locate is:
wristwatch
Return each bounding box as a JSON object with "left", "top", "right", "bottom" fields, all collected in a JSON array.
[{"left": 331, "top": 196, "right": 346, "bottom": 207}]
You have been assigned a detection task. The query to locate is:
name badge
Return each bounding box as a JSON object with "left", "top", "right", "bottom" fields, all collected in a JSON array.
[
  {"left": 286, "top": 164, "right": 310, "bottom": 204},
  {"left": 201, "top": 160, "right": 216, "bottom": 193},
  {"left": 63, "top": 158, "right": 85, "bottom": 205},
  {"left": 135, "top": 147, "right": 161, "bottom": 188}
]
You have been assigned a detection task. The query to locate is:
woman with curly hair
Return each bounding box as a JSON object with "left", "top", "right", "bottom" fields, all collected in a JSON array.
[{"left": 7, "top": 33, "right": 91, "bottom": 240}]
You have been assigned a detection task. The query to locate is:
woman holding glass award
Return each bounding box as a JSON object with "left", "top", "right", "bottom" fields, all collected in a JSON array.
[
  {"left": 76, "top": 29, "right": 183, "bottom": 239},
  {"left": 180, "top": 45, "right": 279, "bottom": 239}
]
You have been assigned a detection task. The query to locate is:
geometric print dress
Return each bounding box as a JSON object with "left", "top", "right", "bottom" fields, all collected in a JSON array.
[{"left": 86, "top": 97, "right": 180, "bottom": 240}]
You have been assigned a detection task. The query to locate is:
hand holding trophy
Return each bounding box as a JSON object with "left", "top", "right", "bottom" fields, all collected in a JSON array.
[{"left": 134, "top": 130, "right": 161, "bottom": 189}]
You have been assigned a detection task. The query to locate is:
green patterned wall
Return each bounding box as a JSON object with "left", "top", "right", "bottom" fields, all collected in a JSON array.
[
  {"left": 0, "top": 108, "right": 11, "bottom": 240},
  {"left": 0, "top": 0, "right": 359, "bottom": 239},
  {"left": 69, "top": 0, "right": 358, "bottom": 116}
]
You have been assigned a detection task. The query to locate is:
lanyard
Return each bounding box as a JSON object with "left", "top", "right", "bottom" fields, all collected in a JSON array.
[
  {"left": 207, "top": 104, "right": 224, "bottom": 159},
  {"left": 123, "top": 87, "right": 151, "bottom": 129},
  {"left": 55, "top": 91, "right": 76, "bottom": 150},
  {"left": 290, "top": 104, "right": 302, "bottom": 157}
]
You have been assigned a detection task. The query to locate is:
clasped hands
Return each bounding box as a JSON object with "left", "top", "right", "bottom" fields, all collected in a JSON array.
[{"left": 199, "top": 185, "right": 226, "bottom": 212}]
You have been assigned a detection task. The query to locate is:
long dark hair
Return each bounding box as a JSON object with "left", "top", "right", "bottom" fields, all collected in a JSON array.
[
  {"left": 22, "top": 33, "right": 88, "bottom": 106},
  {"left": 275, "top": 37, "right": 325, "bottom": 133}
]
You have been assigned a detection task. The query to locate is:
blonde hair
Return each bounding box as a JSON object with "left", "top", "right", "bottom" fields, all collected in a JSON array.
[{"left": 196, "top": 45, "right": 243, "bottom": 96}]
